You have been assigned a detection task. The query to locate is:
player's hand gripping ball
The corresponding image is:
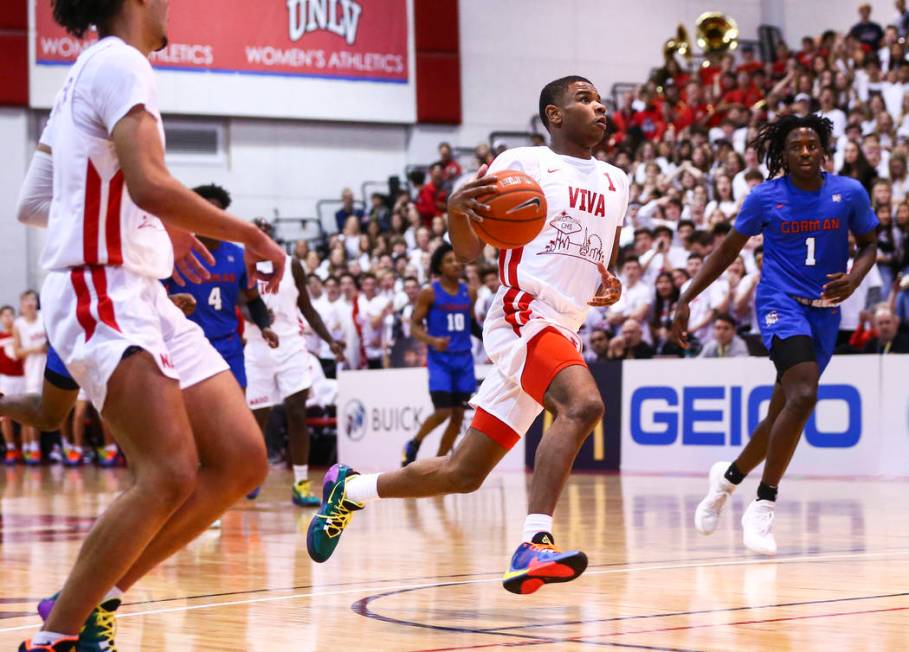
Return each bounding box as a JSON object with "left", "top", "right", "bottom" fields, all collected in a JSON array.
[{"left": 450, "top": 166, "right": 547, "bottom": 249}]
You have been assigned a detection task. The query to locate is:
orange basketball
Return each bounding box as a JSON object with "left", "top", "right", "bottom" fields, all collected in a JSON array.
[{"left": 472, "top": 170, "right": 547, "bottom": 249}]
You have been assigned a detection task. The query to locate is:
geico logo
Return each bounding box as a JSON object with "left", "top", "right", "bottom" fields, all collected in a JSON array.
[
  {"left": 370, "top": 406, "right": 425, "bottom": 432},
  {"left": 630, "top": 385, "right": 861, "bottom": 448}
]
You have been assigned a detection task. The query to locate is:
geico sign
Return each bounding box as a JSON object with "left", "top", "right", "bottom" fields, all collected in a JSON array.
[{"left": 629, "top": 384, "right": 861, "bottom": 448}]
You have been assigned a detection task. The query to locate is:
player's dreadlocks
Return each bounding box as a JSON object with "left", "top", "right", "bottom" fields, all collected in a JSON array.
[{"left": 750, "top": 114, "right": 834, "bottom": 180}]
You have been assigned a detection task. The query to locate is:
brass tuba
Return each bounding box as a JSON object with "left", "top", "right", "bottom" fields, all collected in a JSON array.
[
  {"left": 663, "top": 23, "right": 693, "bottom": 67},
  {"left": 696, "top": 12, "right": 739, "bottom": 54}
]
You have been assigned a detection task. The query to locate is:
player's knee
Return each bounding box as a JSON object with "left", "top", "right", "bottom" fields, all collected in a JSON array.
[
  {"left": 562, "top": 396, "right": 605, "bottom": 431},
  {"left": 435, "top": 407, "right": 453, "bottom": 421},
  {"left": 148, "top": 456, "right": 199, "bottom": 507},
  {"left": 228, "top": 435, "right": 269, "bottom": 491},
  {"left": 788, "top": 385, "right": 818, "bottom": 414}
]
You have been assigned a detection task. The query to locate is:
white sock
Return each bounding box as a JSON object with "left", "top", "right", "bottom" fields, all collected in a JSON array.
[
  {"left": 293, "top": 465, "right": 309, "bottom": 484},
  {"left": 522, "top": 513, "right": 554, "bottom": 543},
  {"left": 32, "top": 631, "right": 72, "bottom": 645},
  {"left": 102, "top": 586, "right": 124, "bottom": 604},
  {"left": 344, "top": 473, "right": 380, "bottom": 504},
  {"left": 104, "top": 444, "right": 117, "bottom": 454}
]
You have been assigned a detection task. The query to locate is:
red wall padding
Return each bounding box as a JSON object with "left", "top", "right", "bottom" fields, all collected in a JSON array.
[
  {"left": 0, "top": 0, "right": 28, "bottom": 106},
  {"left": 414, "top": 0, "right": 461, "bottom": 125},
  {"left": 0, "top": 0, "right": 27, "bottom": 30}
]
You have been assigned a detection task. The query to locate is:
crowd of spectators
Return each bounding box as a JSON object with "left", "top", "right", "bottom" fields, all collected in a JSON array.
[
  {"left": 293, "top": 2, "right": 909, "bottom": 367},
  {"left": 7, "top": 3, "right": 909, "bottom": 470}
]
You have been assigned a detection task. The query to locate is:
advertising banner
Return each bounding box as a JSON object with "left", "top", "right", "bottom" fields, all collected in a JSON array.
[
  {"left": 524, "top": 360, "right": 623, "bottom": 472},
  {"left": 621, "top": 356, "right": 885, "bottom": 477},
  {"left": 880, "top": 355, "right": 909, "bottom": 477},
  {"left": 337, "top": 365, "right": 527, "bottom": 473},
  {"left": 30, "top": 0, "right": 416, "bottom": 123}
]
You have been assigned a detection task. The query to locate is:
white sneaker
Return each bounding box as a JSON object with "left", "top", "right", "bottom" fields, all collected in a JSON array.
[
  {"left": 209, "top": 519, "right": 222, "bottom": 529},
  {"left": 742, "top": 499, "right": 777, "bottom": 555},
  {"left": 694, "top": 461, "right": 736, "bottom": 535}
]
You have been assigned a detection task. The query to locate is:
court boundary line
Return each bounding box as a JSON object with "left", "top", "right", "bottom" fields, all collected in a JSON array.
[{"left": 0, "top": 548, "right": 906, "bottom": 637}]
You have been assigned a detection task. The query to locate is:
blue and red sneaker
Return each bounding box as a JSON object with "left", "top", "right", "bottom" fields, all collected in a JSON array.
[
  {"left": 306, "top": 464, "right": 363, "bottom": 563},
  {"left": 18, "top": 637, "right": 78, "bottom": 651},
  {"left": 502, "top": 532, "right": 588, "bottom": 595}
]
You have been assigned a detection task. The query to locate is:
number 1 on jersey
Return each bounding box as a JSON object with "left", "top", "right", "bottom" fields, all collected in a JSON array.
[{"left": 805, "top": 237, "right": 817, "bottom": 266}]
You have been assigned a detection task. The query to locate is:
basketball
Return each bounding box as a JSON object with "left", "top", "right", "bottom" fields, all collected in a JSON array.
[{"left": 472, "top": 170, "right": 547, "bottom": 249}]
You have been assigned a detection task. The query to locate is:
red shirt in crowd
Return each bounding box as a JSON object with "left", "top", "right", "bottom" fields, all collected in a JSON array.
[
  {"left": 441, "top": 159, "right": 462, "bottom": 180},
  {"left": 722, "top": 86, "right": 764, "bottom": 108},
  {"left": 632, "top": 105, "right": 667, "bottom": 141},
  {"left": 416, "top": 181, "right": 447, "bottom": 224},
  {"left": 0, "top": 330, "right": 24, "bottom": 377}
]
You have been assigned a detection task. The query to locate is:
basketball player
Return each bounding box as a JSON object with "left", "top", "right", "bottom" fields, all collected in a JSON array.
[
  {"left": 18, "top": 1, "right": 286, "bottom": 650},
  {"left": 401, "top": 243, "right": 477, "bottom": 466},
  {"left": 163, "top": 183, "right": 280, "bottom": 389},
  {"left": 671, "top": 115, "right": 878, "bottom": 555},
  {"left": 307, "top": 76, "right": 627, "bottom": 595},
  {"left": 244, "top": 218, "right": 345, "bottom": 507},
  {"left": 13, "top": 290, "right": 48, "bottom": 465},
  {"left": 0, "top": 305, "right": 26, "bottom": 464}
]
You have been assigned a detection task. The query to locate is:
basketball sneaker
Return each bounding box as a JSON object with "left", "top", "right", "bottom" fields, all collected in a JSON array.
[
  {"left": 694, "top": 460, "right": 736, "bottom": 535},
  {"left": 4, "top": 448, "right": 21, "bottom": 465},
  {"left": 306, "top": 464, "right": 363, "bottom": 562},
  {"left": 23, "top": 449, "right": 42, "bottom": 466},
  {"left": 401, "top": 438, "right": 420, "bottom": 467},
  {"left": 96, "top": 449, "right": 118, "bottom": 468},
  {"left": 38, "top": 594, "right": 121, "bottom": 652},
  {"left": 292, "top": 480, "right": 320, "bottom": 507},
  {"left": 742, "top": 499, "right": 777, "bottom": 555},
  {"left": 18, "top": 638, "right": 79, "bottom": 651},
  {"left": 63, "top": 450, "right": 83, "bottom": 467},
  {"left": 502, "top": 532, "right": 588, "bottom": 595},
  {"left": 245, "top": 486, "right": 261, "bottom": 500}
]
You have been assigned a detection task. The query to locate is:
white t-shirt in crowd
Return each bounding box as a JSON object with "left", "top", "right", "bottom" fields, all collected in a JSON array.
[
  {"left": 838, "top": 259, "right": 883, "bottom": 331},
  {"left": 357, "top": 293, "right": 391, "bottom": 360}
]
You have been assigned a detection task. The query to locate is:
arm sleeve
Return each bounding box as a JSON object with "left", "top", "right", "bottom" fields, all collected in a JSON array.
[
  {"left": 733, "top": 186, "right": 765, "bottom": 237},
  {"left": 93, "top": 49, "right": 158, "bottom": 135},
  {"left": 848, "top": 182, "right": 880, "bottom": 235},
  {"left": 16, "top": 151, "right": 54, "bottom": 228}
]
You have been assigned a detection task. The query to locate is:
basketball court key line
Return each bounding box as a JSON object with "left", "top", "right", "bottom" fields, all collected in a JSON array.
[{"left": 1, "top": 547, "right": 907, "bottom": 634}]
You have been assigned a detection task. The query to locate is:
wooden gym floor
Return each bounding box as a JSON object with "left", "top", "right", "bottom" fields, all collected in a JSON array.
[{"left": 0, "top": 465, "right": 907, "bottom": 650}]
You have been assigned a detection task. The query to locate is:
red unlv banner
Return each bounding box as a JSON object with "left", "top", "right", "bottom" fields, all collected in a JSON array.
[{"left": 34, "top": 0, "right": 409, "bottom": 83}]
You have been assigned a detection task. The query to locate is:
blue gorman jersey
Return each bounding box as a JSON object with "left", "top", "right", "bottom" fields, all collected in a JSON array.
[
  {"left": 426, "top": 281, "right": 472, "bottom": 353},
  {"left": 163, "top": 241, "right": 247, "bottom": 340},
  {"left": 735, "top": 173, "right": 879, "bottom": 300}
]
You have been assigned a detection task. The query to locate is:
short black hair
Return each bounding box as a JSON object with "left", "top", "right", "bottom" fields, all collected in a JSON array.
[
  {"left": 0, "top": 305, "right": 14, "bottom": 314},
  {"left": 654, "top": 225, "right": 674, "bottom": 237},
  {"left": 325, "top": 275, "right": 340, "bottom": 285},
  {"left": 750, "top": 114, "right": 834, "bottom": 179},
  {"left": 52, "top": 0, "right": 125, "bottom": 38},
  {"left": 403, "top": 275, "right": 420, "bottom": 285},
  {"left": 687, "top": 252, "right": 704, "bottom": 261},
  {"left": 714, "top": 313, "right": 737, "bottom": 328},
  {"left": 622, "top": 255, "right": 641, "bottom": 268},
  {"left": 678, "top": 219, "right": 696, "bottom": 231},
  {"left": 193, "top": 183, "right": 232, "bottom": 209},
  {"left": 339, "top": 272, "right": 359, "bottom": 287},
  {"left": 430, "top": 242, "right": 455, "bottom": 276},
  {"left": 539, "top": 75, "right": 593, "bottom": 131}
]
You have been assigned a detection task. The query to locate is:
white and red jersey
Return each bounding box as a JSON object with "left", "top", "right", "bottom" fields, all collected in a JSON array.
[
  {"left": 0, "top": 330, "right": 24, "bottom": 377},
  {"left": 41, "top": 36, "right": 172, "bottom": 280},
  {"left": 246, "top": 256, "right": 306, "bottom": 360},
  {"left": 488, "top": 147, "right": 630, "bottom": 333}
]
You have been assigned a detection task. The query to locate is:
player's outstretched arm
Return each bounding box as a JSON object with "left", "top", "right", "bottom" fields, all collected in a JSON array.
[
  {"left": 292, "top": 259, "right": 344, "bottom": 358},
  {"left": 671, "top": 228, "right": 749, "bottom": 349},
  {"left": 447, "top": 164, "right": 498, "bottom": 262},
  {"left": 111, "top": 107, "right": 285, "bottom": 292}
]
